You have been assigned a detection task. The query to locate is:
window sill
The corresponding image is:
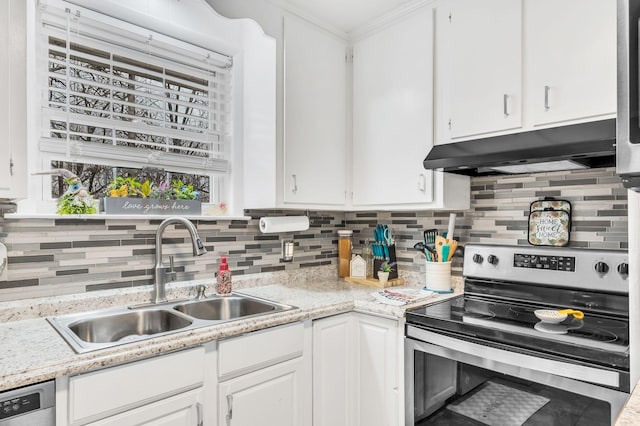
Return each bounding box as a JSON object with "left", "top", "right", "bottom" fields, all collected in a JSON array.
[{"left": 3, "top": 213, "right": 251, "bottom": 221}]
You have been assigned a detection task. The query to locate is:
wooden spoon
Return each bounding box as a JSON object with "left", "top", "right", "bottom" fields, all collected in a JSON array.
[
  {"left": 435, "top": 235, "right": 446, "bottom": 262},
  {"left": 435, "top": 235, "right": 458, "bottom": 262}
]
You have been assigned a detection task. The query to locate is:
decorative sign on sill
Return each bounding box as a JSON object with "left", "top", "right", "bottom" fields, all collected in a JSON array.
[{"left": 100, "top": 198, "right": 202, "bottom": 215}]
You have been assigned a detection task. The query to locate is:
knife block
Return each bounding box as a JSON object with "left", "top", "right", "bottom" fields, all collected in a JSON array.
[{"left": 374, "top": 245, "right": 398, "bottom": 280}]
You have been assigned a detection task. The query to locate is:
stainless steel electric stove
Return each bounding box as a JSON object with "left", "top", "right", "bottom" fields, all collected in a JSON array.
[{"left": 405, "top": 244, "right": 630, "bottom": 426}]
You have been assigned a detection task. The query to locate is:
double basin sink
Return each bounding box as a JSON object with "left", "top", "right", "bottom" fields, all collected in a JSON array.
[{"left": 48, "top": 293, "right": 296, "bottom": 353}]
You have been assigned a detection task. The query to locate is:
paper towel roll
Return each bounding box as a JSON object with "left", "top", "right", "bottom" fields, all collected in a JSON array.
[{"left": 259, "top": 216, "right": 310, "bottom": 233}]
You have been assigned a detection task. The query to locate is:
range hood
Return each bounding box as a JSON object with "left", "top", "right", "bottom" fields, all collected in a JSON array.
[{"left": 423, "top": 119, "right": 616, "bottom": 176}]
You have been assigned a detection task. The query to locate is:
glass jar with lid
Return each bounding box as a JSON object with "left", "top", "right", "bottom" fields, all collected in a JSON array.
[{"left": 337, "top": 229, "right": 353, "bottom": 278}]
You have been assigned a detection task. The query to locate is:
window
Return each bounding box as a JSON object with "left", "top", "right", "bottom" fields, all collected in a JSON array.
[{"left": 37, "top": 1, "right": 232, "bottom": 207}]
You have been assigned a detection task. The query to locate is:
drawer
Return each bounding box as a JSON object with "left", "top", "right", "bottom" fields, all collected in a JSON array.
[
  {"left": 68, "top": 347, "right": 204, "bottom": 425},
  {"left": 218, "top": 322, "right": 304, "bottom": 379}
]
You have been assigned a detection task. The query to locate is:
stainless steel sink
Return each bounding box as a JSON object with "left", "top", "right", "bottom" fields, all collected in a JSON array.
[
  {"left": 68, "top": 309, "right": 192, "bottom": 344},
  {"left": 49, "top": 307, "right": 194, "bottom": 353},
  {"left": 174, "top": 295, "right": 281, "bottom": 320},
  {"left": 49, "top": 292, "right": 296, "bottom": 353}
]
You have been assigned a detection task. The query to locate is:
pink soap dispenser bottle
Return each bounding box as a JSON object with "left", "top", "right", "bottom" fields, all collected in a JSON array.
[{"left": 216, "top": 257, "right": 232, "bottom": 295}]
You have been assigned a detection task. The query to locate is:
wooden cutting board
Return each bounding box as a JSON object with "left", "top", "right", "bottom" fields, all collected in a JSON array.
[{"left": 345, "top": 276, "right": 405, "bottom": 288}]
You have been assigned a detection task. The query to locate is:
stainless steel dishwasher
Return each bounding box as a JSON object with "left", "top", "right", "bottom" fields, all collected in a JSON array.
[{"left": 0, "top": 381, "right": 54, "bottom": 425}]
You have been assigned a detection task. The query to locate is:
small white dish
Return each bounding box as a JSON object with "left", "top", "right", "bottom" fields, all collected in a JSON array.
[
  {"left": 534, "top": 309, "right": 567, "bottom": 324},
  {"left": 534, "top": 322, "right": 568, "bottom": 335}
]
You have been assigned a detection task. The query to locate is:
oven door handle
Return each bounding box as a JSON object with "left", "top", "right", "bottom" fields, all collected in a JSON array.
[{"left": 406, "top": 325, "right": 621, "bottom": 388}]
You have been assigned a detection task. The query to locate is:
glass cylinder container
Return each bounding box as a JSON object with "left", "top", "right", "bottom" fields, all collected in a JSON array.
[
  {"left": 337, "top": 229, "right": 353, "bottom": 278},
  {"left": 362, "top": 241, "right": 373, "bottom": 278}
]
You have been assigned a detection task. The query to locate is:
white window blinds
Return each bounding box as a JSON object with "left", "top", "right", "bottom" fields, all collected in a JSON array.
[{"left": 38, "top": 2, "right": 232, "bottom": 173}]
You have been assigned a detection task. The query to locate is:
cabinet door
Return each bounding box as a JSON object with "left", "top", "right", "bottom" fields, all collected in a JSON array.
[
  {"left": 283, "top": 16, "right": 347, "bottom": 205},
  {"left": 526, "top": 0, "right": 616, "bottom": 126},
  {"left": 352, "top": 6, "right": 435, "bottom": 206},
  {"left": 353, "top": 314, "right": 399, "bottom": 426},
  {"left": 87, "top": 389, "right": 203, "bottom": 426},
  {"left": 312, "top": 313, "right": 401, "bottom": 426},
  {"left": 312, "top": 313, "right": 353, "bottom": 426},
  {"left": 218, "top": 357, "right": 306, "bottom": 426},
  {"left": 0, "top": 0, "right": 26, "bottom": 198},
  {"left": 442, "top": 0, "right": 522, "bottom": 139},
  {"left": 66, "top": 347, "right": 204, "bottom": 425}
]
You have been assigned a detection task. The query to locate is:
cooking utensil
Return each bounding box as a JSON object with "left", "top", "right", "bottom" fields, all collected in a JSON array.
[
  {"left": 413, "top": 242, "right": 434, "bottom": 261},
  {"left": 435, "top": 235, "right": 447, "bottom": 262},
  {"left": 441, "top": 245, "right": 450, "bottom": 264},
  {"left": 446, "top": 239, "right": 458, "bottom": 262},
  {"left": 534, "top": 308, "right": 584, "bottom": 324},
  {"left": 383, "top": 225, "right": 395, "bottom": 246},
  {"left": 434, "top": 234, "right": 458, "bottom": 262},
  {"left": 414, "top": 242, "right": 437, "bottom": 261},
  {"left": 423, "top": 229, "right": 437, "bottom": 249},
  {"left": 446, "top": 213, "right": 456, "bottom": 241},
  {"left": 413, "top": 242, "right": 426, "bottom": 255}
]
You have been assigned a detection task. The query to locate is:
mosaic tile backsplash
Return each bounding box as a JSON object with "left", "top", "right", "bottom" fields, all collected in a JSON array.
[{"left": 0, "top": 167, "right": 628, "bottom": 301}]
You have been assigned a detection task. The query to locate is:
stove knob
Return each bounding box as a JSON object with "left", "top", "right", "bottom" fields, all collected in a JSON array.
[
  {"left": 487, "top": 255, "right": 498, "bottom": 266},
  {"left": 594, "top": 261, "right": 610, "bottom": 275},
  {"left": 617, "top": 262, "right": 629, "bottom": 278},
  {"left": 472, "top": 254, "right": 484, "bottom": 264}
]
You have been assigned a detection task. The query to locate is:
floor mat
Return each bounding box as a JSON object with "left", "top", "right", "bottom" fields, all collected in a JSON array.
[{"left": 447, "top": 381, "right": 550, "bottom": 426}]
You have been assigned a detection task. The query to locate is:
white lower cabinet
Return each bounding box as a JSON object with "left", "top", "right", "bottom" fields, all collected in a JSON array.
[
  {"left": 217, "top": 321, "right": 312, "bottom": 426},
  {"left": 218, "top": 357, "right": 306, "bottom": 426},
  {"left": 86, "top": 389, "right": 204, "bottom": 426},
  {"left": 312, "top": 313, "right": 353, "bottom": 426},
  {"left": 313, "top": 312, "right": 401, "bottom": 426},
  {"left": 56, "top": 347, "right": 206, "bottom": 426}
]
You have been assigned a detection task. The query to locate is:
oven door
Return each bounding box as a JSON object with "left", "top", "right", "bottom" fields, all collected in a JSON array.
[{"left": 405, "top": 326, "right": 629, "bottom": 426}]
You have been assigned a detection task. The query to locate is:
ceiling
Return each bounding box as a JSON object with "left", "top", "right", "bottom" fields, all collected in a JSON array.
[{"left": 277, "top": 0, "right": 413, "bottom": 33}]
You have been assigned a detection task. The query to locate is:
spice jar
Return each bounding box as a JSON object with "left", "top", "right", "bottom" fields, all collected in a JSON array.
[{"left": 337, "top": 229, "right": 353, "bottom": 278}]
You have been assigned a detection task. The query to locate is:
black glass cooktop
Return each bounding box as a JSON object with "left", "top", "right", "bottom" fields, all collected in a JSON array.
[{"left": 406, "top": 294, "right": 630, "bottom": 370}]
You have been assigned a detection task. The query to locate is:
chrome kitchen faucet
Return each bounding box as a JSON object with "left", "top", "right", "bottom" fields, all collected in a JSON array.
[{"left": 153, "top": 217, "right": 207, "bottom": 303}]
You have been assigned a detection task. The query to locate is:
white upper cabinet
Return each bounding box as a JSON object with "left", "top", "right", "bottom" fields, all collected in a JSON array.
[
  {"left": 0, "top": 0, "right": 27, "bottom": 200},
  {"left": 525, "top": 0, "right": 616, "bottom": 127},
  {"left": 283, "top": 15, "right": 347, "bottom": 206},
  {"left": 352, "top": 7, "right": 435, "bottom": 206},
  {"left": 440, "top": 0, "right": 522, "bottom": 140},
  {"left": 435, "top": 0, "right": 616, "bottom": 145},
  {"left": 351, "top": 5, "right": 469, "bottom": 210},
  {"left": 209, "top": 0, "right": 470, "bottom": 210}
]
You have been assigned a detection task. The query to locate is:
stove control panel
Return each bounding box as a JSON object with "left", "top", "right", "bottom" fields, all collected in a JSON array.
[
  {"left": 464, "top": 244, "right": 629, "bottom": 294},
  {"left": 514, "top": 253, "right": 575, "bottom": 272}
]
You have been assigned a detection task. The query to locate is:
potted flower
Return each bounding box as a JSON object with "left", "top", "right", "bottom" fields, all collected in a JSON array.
[{"left": 377, "top": 261, "right": 396, "bottom": 285}]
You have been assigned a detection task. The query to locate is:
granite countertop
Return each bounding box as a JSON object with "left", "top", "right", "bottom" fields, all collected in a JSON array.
[
  {"left": 3, "top": 268, "right": 637, "bottom": 425},
  {"left": 0, "top": 269, "right": 459, "bottom": 392}
]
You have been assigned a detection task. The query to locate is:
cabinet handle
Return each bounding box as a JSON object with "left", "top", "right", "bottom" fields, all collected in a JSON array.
[
  {"left": 503, "top": 94, "right": 510, "bottom": 117},
  {"left": 226, "top": 394, "right": 233, "bottom": 425},
  {"left": 9, "top": 159, "right": 13, "bottom": 176},
  {"left": 291, "top": 174, "right": 298, "bottom": 194},
  {"left": 544, "top": 85, "right": 551, "bottom": 111},
  {"left": 196, "top": 402, "right": 203, "bottom": 426},
  {"left": 418, "top": 173, "right": 426, "bottom": 193}
]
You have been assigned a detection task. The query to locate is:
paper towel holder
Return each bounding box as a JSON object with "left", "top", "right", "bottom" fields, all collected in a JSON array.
[{"left": 259, "top": 215, "right": 310, "bottom": 233}]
